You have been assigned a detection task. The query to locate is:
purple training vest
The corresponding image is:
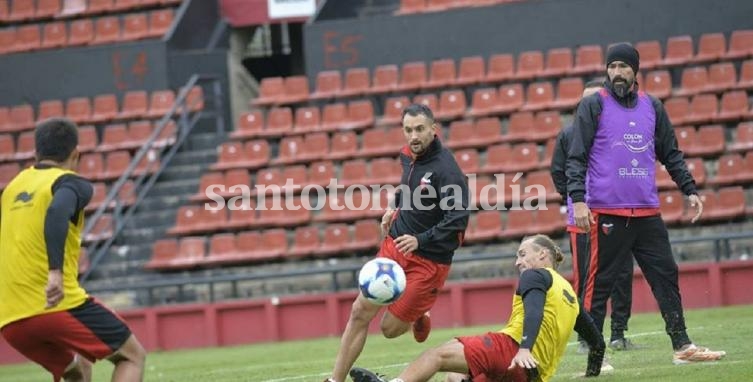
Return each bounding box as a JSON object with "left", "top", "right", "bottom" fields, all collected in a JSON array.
[{"left": 585, "top": 90, "right": 659, "bottom": 209}]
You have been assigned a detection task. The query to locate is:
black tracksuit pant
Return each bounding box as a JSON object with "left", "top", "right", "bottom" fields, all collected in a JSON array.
[
  {"left": 581, "top": 213, "right": 691, "bottom": 350},
  {"left": 570, "top": 230, "right": 634, "bottom": 341}
]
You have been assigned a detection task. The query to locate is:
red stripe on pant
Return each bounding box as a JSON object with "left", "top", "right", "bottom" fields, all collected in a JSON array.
[
  {"left": 583, "top": 212, "right": 600, "bottom": 311},
  {"left": 570, "top": 231, "right": 580, "bottom": 294}
]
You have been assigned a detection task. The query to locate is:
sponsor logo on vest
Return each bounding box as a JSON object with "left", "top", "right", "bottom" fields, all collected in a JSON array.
[{"left": 618, "top": 159, "right": 650, "bottom": 178}]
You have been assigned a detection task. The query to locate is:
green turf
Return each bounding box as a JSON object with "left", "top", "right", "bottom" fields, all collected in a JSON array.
[{"left": 1, "top": 304, "right": 751, "bottom": 381}]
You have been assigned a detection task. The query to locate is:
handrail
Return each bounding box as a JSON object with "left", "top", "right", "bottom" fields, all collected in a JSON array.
[
  {"left": 81, "top": 74, "right": 225, "bottom": 283},
  {"left": 86, "top": 230, "right": 753, "bottom": 305}
]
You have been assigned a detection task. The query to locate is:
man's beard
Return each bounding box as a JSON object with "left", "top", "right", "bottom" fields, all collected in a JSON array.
[{"left": 612, "top": 77, "right": 632, "bottom": 98}]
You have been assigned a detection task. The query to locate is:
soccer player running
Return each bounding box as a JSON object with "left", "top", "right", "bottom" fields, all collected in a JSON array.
[
  {"left": 350, "top": 234, "right": 607, "bottom": 382},
  {"left": 550, "top": 80, "right": 638, "bottom": 352},
  {"left": 325, "top": 104, "right": 471, "bottom": 382},
  {"left": 565, "top": 43, "right": 725, "bottom": 364},
  {"left": 0, "top": 118, "right": 146, "bottom": 382}
]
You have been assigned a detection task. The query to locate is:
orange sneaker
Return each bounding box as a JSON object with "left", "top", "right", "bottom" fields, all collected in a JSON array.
[{"left": 412, "top": 312, "right": 431, "bottom": 343}]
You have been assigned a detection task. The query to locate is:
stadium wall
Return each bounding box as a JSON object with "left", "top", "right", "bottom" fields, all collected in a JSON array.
[
  {"left": 2, "top": 260, "right": 753, "bottom": 364},
  {"left": 303, "top": 0, "right": 753, "bottom": 75}
]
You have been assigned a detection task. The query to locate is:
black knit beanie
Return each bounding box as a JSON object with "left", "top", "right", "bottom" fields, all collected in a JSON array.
[{"left": 606, "top": 43, "right": 640, "bottom": 74}]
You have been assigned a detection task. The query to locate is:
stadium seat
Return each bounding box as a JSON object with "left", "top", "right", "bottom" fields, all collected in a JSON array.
[
  {"left": 350, "top": 220, "right": 380, "bottom": 252},
  {"left": 714, "top": 90, "right": 748, "bottom": 122},
  {"left": 729, "top": 122, "right": 753, "bottom": 152},
  {"left": 114, "top": 0, "right": 140, "bottom": 11},
  {"left": 252, "top": 77, "right": 284, "bottom": 106},
  {"left": 659, "top": 191, "right": 684, "bottom": 224},
  {"left": 532, "top": 111, "right": 561, "bottom": 142},
  {"left": 725, "top": 29, "right": 753, "bottom": 59},
  {"left": 425, "top": 58, "right": 456, "bottom": 89},
  {"left": 398, "top": 0, "right": 426, "bottom": 14},
  {"left": 227, "top": 203, "right": 257, "bottom": 230},
  {"left": 454, "top": 148, "right": 480, "bottom": 175},
  {"left": 509, "top": 143, "right": 540, "bottom": 172},
  {"left": 525, "top": 170, "right": 560, "bottom": 202},
  {"left": 641, "top": 70, "right": 671, "bottom": 99},
  {"left": 308, "top": 160, "right": 335, "bottom": 187},
  {"left": 318, "top": 224, "right": 351, "bottom": 256},
  {"left": 535, "top": 203, "right": 566, "bottom": 234},
  {"left": 0, "top": 135, "right": 14, "bottom": 162},
  {"left": 456, "top": 55, "right": 485, "bottom": 86},
  {"left": 481, "top": 143, "right": 511, "bottom": 174},
  {"left": 86, "top": 182, "right": 107, "bottom": 211},
  {"left": 0, "top": 29, "right": 16, "bottom": 55},
  {"left": 148, "top": 9, "right": 174, "bottom": 38},
  {"left": 551, "top": 77, "right": 583, "bottom": 110},
  {"left": 676, "top": 67, "right": 709, "bottom": 97},
  {"left": 663, "top": 97, "right": 689, "bottom": 125},
  {"left": 119, "top": 90, "right": 148, "bottom": 120},
  {"left": 674, "top": 127, "right": 696, "bottom": 155},
  {"left": 686, "top": 158, "right": 706, "bottom": 187},
  {"left": 515, "top": 50, "right": 544, "bottom": 80},
  {"left": 497, "top": 83, "right": 524, "bottom": 114},
  {"left": 328, "top": 131, "right": 357, "bottom": 160},
  {"left": 232, "top": 110, "right": 264, "bottom": 138},
  {"left": 255, "top": 229, "right": 288, "bottom": 260},
  {"left": 85, "top": 0, "right": 113, "bottom": 15},
  {"left": 709, "top": 186, "right": 746, "bottom": 220},
  {"left": 103, "top": 150, "right": 131, "bottom": 179},
  {"left": 65, "top": 97, "right": 92, "bottom": 124},
  {"left": 685, "top": 94, "right": 718, "bottom": 125},
  {"left": 662, "top": 35, "right": 694, "bottom": 67},
  {"left": 78, "top": 152, "right": 104, "bottom": 180},
  {"left": 466, "top": 210, "right": 501, "bottom": 243},
  {"left": 8, "top": 105, "right": 34, "bottom": 132},
  {"left": 293, "top": 106, "right": 321, "bottom": 134},
  {"left": 340, "top": 159, "right": 368, "bottom": 187},
  {"left": 541, "top": 47, "right": 573, "bottom": 77},
  {"left": 737, "top": 60, "right": 753, "bottom": 90},
  {"left": 434, "top": 90, "right": 466, "bottom": 121},
  {"left": 570, "top": 45, "right": 603, "bottom": 75},
  {"left": 92, "top": 16, "right": 121, "bottom": 45},
  {"left": 692, "top": 32, "right": 726, "bottom": 63},
  {"left": 90, "top": 94, "right": 119, "bottom": 123},
  {"left": 340, "top": 67, "right": 370, "bottom": 97},
  {"left": 0, "top": 162, "right": 20, "bottom": 190},
  {"left": 123, "top": 13, "right": 149, "bottom": 41},
  {"left": 706, "top": 62, "right": 737, "bottom": 93},
  {"left": 345, "top": 99, "right": 374, "bottom": 130},
  {"left": 379, "top": 96, "right": 409, "bottom": 126},
  {"left": 273, "top": 136, "right": 305, "bottom": 165},
  {"left": 67, "top": 18, "right": 93, "bottom": 46},
  {"left": 204, "top": 233, "right": 238, "bottom": 265},
  {"left": 446, "top": 120, "right": 474, "bottom": 149},
  {"left": 37, "top": 100, "right": 64, "bottom": 123},
  {"left": 41, "top": 22, "right": 67, "bottom": 49},
  {"left": 522, "top": 81, "right": 554, "bottom": 112},
  {"left": 9, "top": 0, "right": 34, "bottom": 22},
  {"left": 469, "top": 88, "right": 501, "bottom": 117},
  {"left": 264, "top": 107, "right": 293, "bottom": 136},
  {"left": 78, "top": 126, "right": 98, "bottom": 152},
  {"left": 693, "top": 125, "right": 725, "bottom": 157},
  {"left": 501, "top": 209, "right": 535, "bottom": 239},
  {"left": 506, "top": 112, "right": 535, "bottom": 143},
  {"left": 635, "top": 40, "right": 662, "bottom": 70},
  {"left": 485, "top": 53, "right": 514, "bottom": 83},
  {"left": 281, "top": 75, "right": 309, "bottom": 104},
  {"left": 711, "top": 153, "right": 744, "bottom": 186},
  {"left": 369, "top": 64, "right": 399, "bottom": 94},
  {"left": 172, "top": 237, "right": 206, "bottom": 267},
  {"left": 310, "top": 70, "right": 342, "bottom": 100},
  {"left": 369, "top": 156, "right": 401, "bottom": 185},
  {"left": 191, "top": 171, "right": 224, "bottom": 201},
  {"left": 145, "top": 239, "right": 179, "bottom": 269},
  {"left": 741, "top": 152, "right": 753, "bottom": 183},
  {"left": 301, "top": 132, "right": 329, "bottom": 162},
  {"left": 412, "top": 93, "right": 438, "bottom": 114},
  {"left": 147, "top": 90, "right": 175, "bottom": 118},
  {"left": 14, "top": 132, "right": 35, "bottom": 161},
  {"left": 288, "top": 226, "right": 320, "bottom": 258},
  {"left": 398, "top": 61, "right": 427, "bottom": 92},
  {"left": 15, "top": 25, "right": 41, "bottom": 52},
  {"left": 99, "top": 123, "right": 129, "bottom": 151},
  {"left": 320, "top": 102, "right": 347, "bottom": 131}
]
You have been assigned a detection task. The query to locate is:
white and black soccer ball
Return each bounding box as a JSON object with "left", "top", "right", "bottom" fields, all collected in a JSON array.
[{"left": 357, "top": 258, "right": 407, "bottom": 305}]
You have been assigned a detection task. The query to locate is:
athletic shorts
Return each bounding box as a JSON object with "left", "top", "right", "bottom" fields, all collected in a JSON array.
[
  {"left": 457, "top": 332, "right": 528, "bottom": 382},
  {"left": 1, "top": 297, "right": 132, "bottom": 381},
  {"left": 377, "top": 236, "right": 450, "bottom": 323}
]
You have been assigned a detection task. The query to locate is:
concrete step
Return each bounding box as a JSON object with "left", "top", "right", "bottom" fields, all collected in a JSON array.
[
  {"left": 118, "top": 226, "right": 165, "bottom": 243},
  {"left": 169, "top": 149, "right": 217, "bottom": 167},
  {"left": 184, "top": 132, "right": 224, "bottom": 151},
  {"left": 137, "top": 195, "right": 185, "bottom": 212},
  {"left": 146, "top": 179, "right": 200, "bottom": 197},
  {"left": 156, "top": 163, "right": 206, "bottom": 182},
  {"left": 126, "top": 209, "right": 179, "bottom": 231}
]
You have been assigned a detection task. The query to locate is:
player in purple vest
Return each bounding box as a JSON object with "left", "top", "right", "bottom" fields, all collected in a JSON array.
[
  {"left": 565, "top": 43, "right": 725, "bottom": 364},
  {"left": 551, "top": 79, "right": 638, "bottom": 353}
]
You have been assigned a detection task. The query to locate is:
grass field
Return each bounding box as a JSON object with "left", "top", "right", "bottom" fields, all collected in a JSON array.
[{"left": 1, "top": 304, "right": 751, "bottom": 381}]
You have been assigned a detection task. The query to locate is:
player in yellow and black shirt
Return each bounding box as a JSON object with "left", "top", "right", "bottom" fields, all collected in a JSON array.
[
  {"left": 350, "top": 234, "right": 606, "bottom": 382},
  {"left": 0, "top": 118, "right": 146, "bottom": 382}
]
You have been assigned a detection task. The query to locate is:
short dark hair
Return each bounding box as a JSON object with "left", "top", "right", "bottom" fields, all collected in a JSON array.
[
  {"left": 35, "top": 118, "right": 79, "bottom": 162},
  {"left": 585, "top": 78, "right": 605, "bottom": 89},
  {"left": 401, "top": 103, "right": 434, "bottom": 123}
]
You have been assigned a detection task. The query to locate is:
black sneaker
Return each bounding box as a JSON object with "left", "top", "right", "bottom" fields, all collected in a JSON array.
[
  {"left": 609, "top": 337, "right": 640, "bottom": 351},
  {"left": 349, "top": 367, "right": 387, "bottom": 382}
]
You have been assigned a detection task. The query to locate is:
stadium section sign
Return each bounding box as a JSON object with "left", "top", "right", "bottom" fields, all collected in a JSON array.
[{"left": 268, "top": 0, "right": 315, "bottom": 19}]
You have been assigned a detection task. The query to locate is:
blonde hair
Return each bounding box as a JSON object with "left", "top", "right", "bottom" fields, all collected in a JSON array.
[{"left": 523, "top": 234, "right": 565, "bottom": 269}]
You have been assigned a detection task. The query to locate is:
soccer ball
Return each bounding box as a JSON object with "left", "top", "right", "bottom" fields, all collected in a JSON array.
[{"left": 358, "top": 258, "right": 407, "bottom": 305}]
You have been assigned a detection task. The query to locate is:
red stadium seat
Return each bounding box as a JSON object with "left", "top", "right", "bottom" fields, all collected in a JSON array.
[
  {"left": 693, "top": 32, "right": 726, "bottom": 63},
  {"left": 465, "top": 210, "right": 501, "bottom": 243},
  {"left": 41, "top": 22, "right": 67, "bottom": 49},
  {"left": 397, "top": 61, "right": 427, "bottom": 92},
  {"left": 37, "top": 100, "right": 64, "bottom": 122},
  {"left": 147, "top": 90, "right": 175, "bottom": 118},
  {"left": 714, "top": 90, "right": 749, "bottom": 122},
  {"left": 456, "top": 55, "right": 485, "bottom": 86},
  {"left": 341, "top": 67, "right": 370, "bottom": 97},
  {"left": 68, "top": 19, "right": 93, "bottom": 46},
  {"left": 329, "top": 131, "right": 357, "bottom": 160},
  {"left": 515, "top": 50, "right": 544, "bottom": 80},
  {"left": 263, "top": 107, "right": 293, "bottom": 136},
  {"left": 15, "top": 25, "right": 41, "bottom": 52},
  {"left": 320, "top": 102, "right": 347, "bottom": 131},
  {"left": 252, "top": 77, "right": 284, "bottom": 106},
  {"left": 662, "top": 35, "right": 694, "bottom": 67},
  {"left": 92, "top": 16, "right": 121, "bottom": 45},
  {"left": 350, "top": 220, "right": 380, "bottom": 251},
  {"left": 522, "top": 82, "right": 554, "bottom": 112},
  {"left": 486, "top": 53, "right": 514, "bottom": 83},
  {"left": 66, "top": 97, "right": 92, "bottom": 124},
  {"left": 541, "top": 47, "right": 573, "bottom": 77},
  {"left": 119, "top": 90, "right": 148, "bottom": 119},
  {"left": 552, "top": 77, "right": 583, "bottom": 110},
  {"left": 282, "top": 75, "right": 309, "bottom": 104},
  {"left": 659, "top": 191, "right": 684, "bottom": 224},
  {"left": 369, "top": 64, "right": 399, "bottom": 94},
  {"left": 345, "top": 99, "right": 374, "bottom": 130},
  {"left": 91, "top": 94, "right": 119, "bottom": 123},
  {"left": 293, "top": 106, "right": 321, "bottom": 134},
  {"left": 676, "top": 67, "right": 709, "bottom": 97},
  {"left": 726, "top": 29, "right": 753, "bottom": 59},
  {"left": 497, "top": 83, "right": 524, "bottom": 114},
  {"left": 707, "top": 62, "right": 737, "bottom": 93},
  {"left": 425, "top": 58, "right": 457, "bottom": 89},
  {"left": 310, "top": 70, "right": 342, "bottom": 100},
  {"left": 730, "top": 122, "right": 753, "bottom": 152},
  {"left": 289, "top": 226, "right": 320, "bottom": 258},
  {"left": 123, "top": 13, "right": 149, "bottom": 41},
  {"left": 635, "top": 40, "right": 662, "bottom": 70},
  {"left": 148, "top": 9, "right": 174, "bottom": 38},
  {"left": 570, "top": 45, "right": 603, "bottom": 75}
]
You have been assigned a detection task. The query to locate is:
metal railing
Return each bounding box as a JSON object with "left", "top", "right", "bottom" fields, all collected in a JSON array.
[
  {"left": 86, "top": 230, "right": 753, "bottom": 305},
  {"left": 81, "top": 74, "right": 225, "bottom": 283}
]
